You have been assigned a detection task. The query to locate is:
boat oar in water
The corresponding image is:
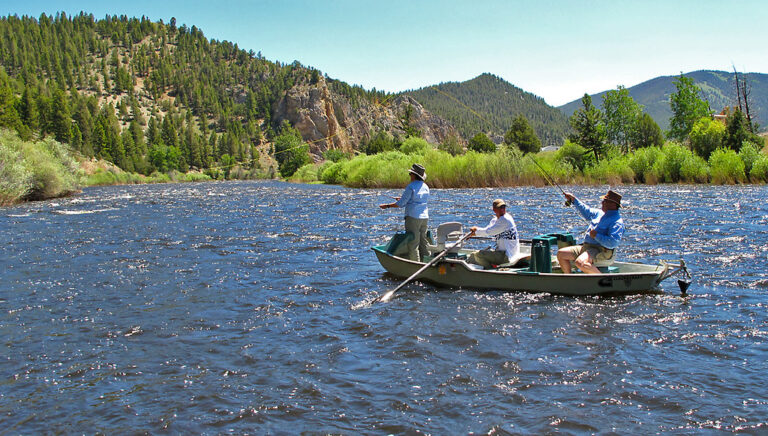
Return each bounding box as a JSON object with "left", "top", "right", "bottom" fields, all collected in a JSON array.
[{"left": 378, "top": 232, "right": 473, "bottom": 303}]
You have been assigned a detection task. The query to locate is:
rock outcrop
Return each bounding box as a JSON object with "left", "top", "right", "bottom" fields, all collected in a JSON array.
[{"left": 272, "top": 77, "right": 459, "bottom": 158}]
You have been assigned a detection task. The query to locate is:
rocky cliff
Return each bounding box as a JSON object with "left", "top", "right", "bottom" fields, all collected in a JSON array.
[{"left": 272, "top": 77, "right": 459, "bottom": 158}]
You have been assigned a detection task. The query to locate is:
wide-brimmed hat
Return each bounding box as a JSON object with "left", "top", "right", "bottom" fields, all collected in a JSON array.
[
  {"left": 492, "top": 199, "right": 507, "bottom": 208},
  {"left": 408, "top": 164, "right": 426, "bottom": 180},
  {"left": 600, "top": 190, "right": 622, "bottom": 207}
]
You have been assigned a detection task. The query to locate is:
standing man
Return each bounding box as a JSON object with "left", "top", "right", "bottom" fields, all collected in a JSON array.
[
  {"left": 379, "top": 164, "right": 429, "bottom": 262},
  {"left": 557, "top": 189, "right": 624, "bottom": 274},
  {"left": 467, "top": 199, "right": 520, "bottom": 269}
]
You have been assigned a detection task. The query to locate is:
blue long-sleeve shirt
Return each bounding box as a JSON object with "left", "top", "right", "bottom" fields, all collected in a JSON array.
[
  {"left": 395, "top": 180, "right": 429, "bottom": 219},
  {"left": 572, "top": 198, "right": 624, "bottom": 249}
]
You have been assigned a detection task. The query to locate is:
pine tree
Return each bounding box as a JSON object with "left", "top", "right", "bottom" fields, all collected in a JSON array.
[
  {"left": 569, "top": 94, "right": 606, "bottom": 162},
  {"left": 504, "top": 114, "right": 541, "bottom": 153}
]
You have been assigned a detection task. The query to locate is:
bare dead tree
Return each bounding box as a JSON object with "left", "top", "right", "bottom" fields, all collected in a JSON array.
[
  {"left": 733, "top": 65, "right": 743, "bottom": 112},
  {"left": 742, "top": 77, "right": 755, "bottom": 133}
]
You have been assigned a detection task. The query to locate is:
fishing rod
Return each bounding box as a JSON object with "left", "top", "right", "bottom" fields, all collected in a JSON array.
[{"left": 529, "top": 156, "right": 572, "bottom": 207}]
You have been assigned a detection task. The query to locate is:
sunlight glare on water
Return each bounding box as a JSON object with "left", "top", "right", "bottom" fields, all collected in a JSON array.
[{"left": 1, "top": 181, "right": 767, "bottom": 433}]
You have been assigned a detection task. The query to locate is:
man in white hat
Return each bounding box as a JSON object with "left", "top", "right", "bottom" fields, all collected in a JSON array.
[
  {"left": 379, "top": 164, "right": 430, "bottom": 261},
  {"left": 467, "top": 198, "right": 520, "bottom": 269},
  {"left": 557, "top": 189, "right": 624, "bottom": 274}
]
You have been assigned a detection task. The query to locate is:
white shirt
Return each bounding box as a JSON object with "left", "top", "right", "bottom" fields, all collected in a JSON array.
[{"left": 474, "top": 212, "right": 519, "bottom": 260}]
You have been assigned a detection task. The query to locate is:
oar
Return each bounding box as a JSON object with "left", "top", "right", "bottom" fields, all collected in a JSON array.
[{"left": 378, "top": 232, "right": 473, "bottom": 303}]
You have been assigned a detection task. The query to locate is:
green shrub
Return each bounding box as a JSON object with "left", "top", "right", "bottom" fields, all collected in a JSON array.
[
  {"left": 320, "top": 160, "right": 348, "bottom": 184},
  {"left": 583, "top": 155, "right": 635, "bottom": 184},
  {"left": 709, "top": 147, "right": 746, "bottom": 184},
  {"left": 322, "top": 148, "right": 350, "bottom": 162},
  {"left": 738, "top": 141, "right": 761, "bottom": 179},
  {"left": 467, "top": 133, "right": 496, "bottom": 153},
  {"left": 689, "top": 116, "right": 724, "bottom": 159},
  {"left": 19, "top": 135, "right": 81, "bottom": 200},
  {"left": 555, "top": 140, "right": 588, "bottom": 171},
  {"left": 438, "top": 134, "right": 464, "bottom": 156},
  {"left": 679, "top": 153, "right": 709, "bottom": 183},
  {"left": 0, "top": 132, "right": 32, "bottom": 205},
  {"left": 399, "top": 136, "right": 431, "bottom": 155},
  {"left": 289, "top": 163, "right": 320, "bottom": 183},
  {"left": 653, "top": 143, "right": 697, "bottom": 183},
  {"left": 627, "top": 146, "right": 663, "bottom": 183},
  {"left": 749, "top": 155, "right": 768, "bottom": 182}
]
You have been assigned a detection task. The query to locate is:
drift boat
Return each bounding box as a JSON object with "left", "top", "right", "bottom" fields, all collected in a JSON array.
[{"left": 373, "top": 225, "right": 691, "bottom": 297}]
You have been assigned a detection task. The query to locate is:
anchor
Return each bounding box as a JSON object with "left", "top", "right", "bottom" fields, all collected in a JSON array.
[{"left": 677, "top": 259, "right": 692, "bottom": 296}]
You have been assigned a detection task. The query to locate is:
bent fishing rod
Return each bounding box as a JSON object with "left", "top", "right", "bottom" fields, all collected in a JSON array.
[{"left": 529, "top": 156, "right": 572, "bottom": 207}]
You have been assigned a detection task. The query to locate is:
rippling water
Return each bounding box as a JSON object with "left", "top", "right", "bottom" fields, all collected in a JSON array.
[{"left": 2, "top": 181, "right": 767, "bottom": 433}]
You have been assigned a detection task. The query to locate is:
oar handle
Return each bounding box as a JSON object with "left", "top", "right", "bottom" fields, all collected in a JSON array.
[{"left": 378, "top": 232, "right": 473, "bottom": 303}]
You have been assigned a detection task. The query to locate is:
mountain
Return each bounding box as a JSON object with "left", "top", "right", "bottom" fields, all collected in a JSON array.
[
  {"left": 403, "top": 73, "right": 571, "bottom": 146},
  {"left": 558, "top": 70, "right": 768, "bottom": 132},
  {"left": 0, "top": 12, "right": 457, "bottom": 176}
]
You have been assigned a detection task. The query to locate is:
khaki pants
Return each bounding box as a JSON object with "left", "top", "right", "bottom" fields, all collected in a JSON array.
[
  {"left": 404, "top": 216, "right": 429, "bottom": 262},
  {"left": 559, "top": 243, "right": 615, "bottom": 266},
  {"left": 467, "top": 250, "right": 509, "bottom": 269}
]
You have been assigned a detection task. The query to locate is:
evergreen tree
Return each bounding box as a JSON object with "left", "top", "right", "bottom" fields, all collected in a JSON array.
[
  {"left": 569, "top": 94, "right": 606, "bottom": 162},
  {"left": 504, "top": 114, "right": 541, "bottom": 153},
  {"left": 724, "top": 108, "right": 749, "bottom": 152},
  {"left": 0, "top": 67, "right": 22, "bottom": 133},
  {"left": 468, "top": 133, "right": 496, "bottom": 153},
  {"left": 634, "top": 113, "right": 664, "bottom": 149},
  {"left": 50, "top": 87, "right": 71, "bottom": 144},
  {"left": 273, "top": 120, "right": 310, "bottom": 177}
]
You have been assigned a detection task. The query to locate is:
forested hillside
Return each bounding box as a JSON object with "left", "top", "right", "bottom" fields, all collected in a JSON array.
[
  {"left": 559, "top": 70, "right": 768, "bottom": 133},
  {"left": 403, "top": 73, "right": 572, "bottom": 146},
  {"left": 0, "top": 12, "right": 388, "bottom": 176}
]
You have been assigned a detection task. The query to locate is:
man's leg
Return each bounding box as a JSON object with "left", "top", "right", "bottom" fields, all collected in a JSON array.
[
  {"left": 416, "top": 219, "right": 429, "bottom": 262},
  {"left": 403, "top": 217, "right": 420, "bottom": 261},
  {"left": 574, "top": 251, "right": 600, "bottom": 274},
  {"left": 468, "top": 250, "right": 507, "bottom": 269},
  {"left": 557, "top": 245, "right": 582, "bottom": 273}
]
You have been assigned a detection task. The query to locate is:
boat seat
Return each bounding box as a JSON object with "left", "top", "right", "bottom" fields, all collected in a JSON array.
[{"left": 426, "top": 222, "right": 465, "bottom": 254}]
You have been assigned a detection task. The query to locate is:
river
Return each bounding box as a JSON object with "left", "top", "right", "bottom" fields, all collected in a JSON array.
[{"left": 1, "top": 180, "right": 767, "bottom": 433}]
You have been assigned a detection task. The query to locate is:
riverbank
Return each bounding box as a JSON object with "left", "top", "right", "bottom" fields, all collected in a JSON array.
[
  {"left": 291, "top": 138, "right": 768, "bottom": 188},
  {"left": 4, "top": 129, "right": 767, "bottom": 206}
]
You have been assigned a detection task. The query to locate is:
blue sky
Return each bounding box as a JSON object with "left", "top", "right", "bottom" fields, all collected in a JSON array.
[{"left": 4, "top": 0, "right": 768, "bottom": 106}]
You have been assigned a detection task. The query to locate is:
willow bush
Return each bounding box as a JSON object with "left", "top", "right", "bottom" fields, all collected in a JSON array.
[
  {"left": 709, "top": 148, "right": 746, "bottom": 184},
  {"left": 583, "top": 155, "right": 635, "bottom": 184},
  {"left": 627, "top": 146, "right": 663, "bottom": 183},
  {"left": 308, "top": 136, "right": 767, "bottom": 189},
  {"left": 749, "top": 155, "right": 768, "bottom": 182},
  {"left": 0, "top": 134, "right": 32, "bottom": 205},
  {"left": 0, "top": 129, "right": 82, "bottom": 204}
]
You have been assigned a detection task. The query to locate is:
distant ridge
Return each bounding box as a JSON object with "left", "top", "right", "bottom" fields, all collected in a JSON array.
[
  {"left": 558, "top": 70, "right": 768, "bottom": 132},
  {"left": 403, "top": 73, "right": 571, "bottom": 146}
]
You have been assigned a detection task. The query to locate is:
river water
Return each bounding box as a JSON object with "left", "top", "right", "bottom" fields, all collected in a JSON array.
[{"left": 1, "top": 180, "right": 767, "bottom": 434}]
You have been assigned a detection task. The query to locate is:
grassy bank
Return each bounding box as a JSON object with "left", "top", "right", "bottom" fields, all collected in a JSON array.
[
  {"left": 1, "top": 129, "right": 221, "bottom": 206},
  {"left": 290, "top": 138, "right": 768, "bottom": 188},
  {"left": 0, "top": 129, "right": 82, "bottom": 205}
]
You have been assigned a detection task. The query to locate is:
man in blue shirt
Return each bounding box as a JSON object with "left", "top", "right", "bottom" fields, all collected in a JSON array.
[
  {"left": 379, "top": 164, "right": 430, "bottom": 262},
  {"left": 557, "top": 190, "right": 624, "bottom": 274}
]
